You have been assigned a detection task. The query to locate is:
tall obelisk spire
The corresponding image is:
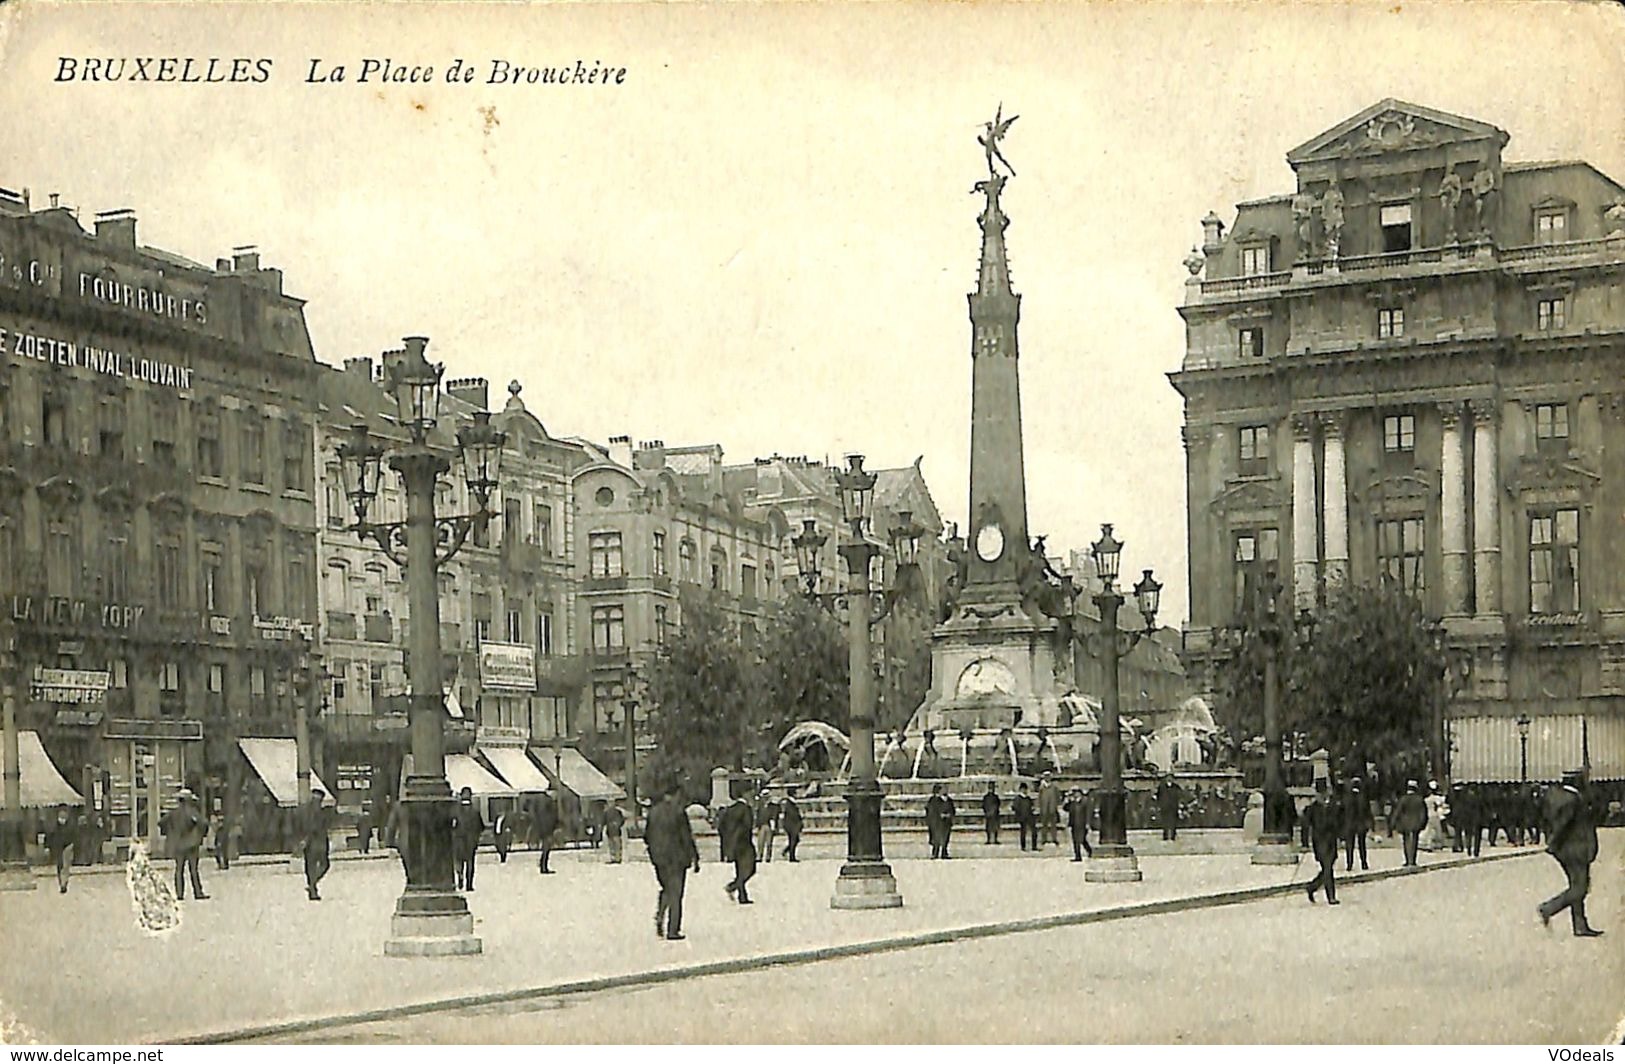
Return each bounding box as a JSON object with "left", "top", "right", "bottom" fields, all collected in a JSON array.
[{"left": 964, "top": 105, "right": 1029, "bottom": 595}]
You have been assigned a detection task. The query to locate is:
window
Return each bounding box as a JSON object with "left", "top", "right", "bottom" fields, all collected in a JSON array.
[
  {"left": 593, "top": 680, "right": 625, "bottom": 733},
  {"left": 98, "top": 397, "right": 125, "bottom": 460},
  {"left": 286, "top": 550, "right": 308, "bottom": 617},
  {"left": 331, "top": 669, "right": 347, "bottom": 707},
  {"left": 42, "top": 393, "right": 67, "bottom": 447},
  {"left": 679, "top": 539, "right": 697, "bottom": 581},
  {"left": 1238, "top": 327, "right": 1264, "bottom": 359},
  {"left": 589, "top": 531, "right": 624, "bottom": 578},
  {"left": 150, "top": 399, "right": 176, "bottom": 468},
  {"left": 504, "top": 499, "right": 521, "bottom": 544},
  {"left": 1239, "top": 244, "right": 1270, "bottom": 276},
  {"left": 1238, "top": 424, "right": 1271, "bottom": 474},
  {"left": 506, "top": 608, "right": 523, "bottom": 644},
  {"left": 1537, "top": 297, "right": 1566, "bottom": 331},
  {"left": 1377, "top": 306, "right": 1405, "bottom": 339},
  {"left": 1377, "top": 517, "right": 1426, "bottom": 593},
  {"left": 242, "top": 415, "right": 265, "bottom": 484},
  {"left": 655, "top": 605, "right": 670, "bottom": 644},
  {"left": 207, "top": 664, "right": 224, "bottom": 694},
  {"left": 1232, "top": 529, "right": 1279, "bottom": 615},
  {"left": 282, "top": 423, "right": 306, "bottom": 492},
  {"left": 652, "top": 530, "right": 668, "bottom": 576},
  {"left": 591, "top": 604, "right": 625, "bottom": 653},
  {"left": 1530, "top": 508, "right": 1580, "bottom": 613},
  {"left": 0, "top": 521, "right": 15, "bottom": 593},
  {"left": 104, "top": 521, "right": 132, "bottom": 601},
  {"left": 1380, "top": 204, "right": 1412, "bottom": 253},
  {"left": 326, "top": 469, "right": 345, "bottom": 527},
  {"left": 250, "top": 666, "right": 266, "bottom": 698},
  {"left": 156, "top": 534, "right": 184, "bottom": 608},
  {"left": 1535, "top": 403, "right": 1569, "bottom": 448},
  {"left": 534, "top": 504, "right": 553, "bottom": 555},
  {"left": 197, "top": 412, "right": 223, "bottom": 478},
  {"left": 1383, "top": 414, "right": 1416, "bottom": 453},
  {"left": 159, "top": 662, "right": 182, "bottom": 693},
  {"left": 536, "top": 608, "right": 554, "bottom": 656},
  {"left": 201, "top": 546, "right": 224, "bottom": 614},
  {"left": 46, "top": 518, "right": 77, "bottom": 598},
  {"left": 473, "top": 593, "right": 492, "bottom": 642},
  {"left": 741, "top": 563, "right": 757, "bottom": 600},
  {"left": 710, "top": 548, "right": 727, "bottom": 590},
  {"left": 1535, "top": 209, "right": 1567, "bottom": 245},
  {"left": 244, "top": 557, "right": 267, "bottom": 617}
]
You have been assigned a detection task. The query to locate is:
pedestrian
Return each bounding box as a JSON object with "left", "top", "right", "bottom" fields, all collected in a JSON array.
[
  {"left": 356, "top": 805, "right": 373, "bottom": 856},
  {"left": 1460, "top": 784, "right": 1485, "bottom": 857},
  {"left": 779, "top": 794, "right": 803, "bottom": 862},
  {"left": 603, "top": 801, "right": 626, "bottom": 864},
  {"left": 159, "top": 788, "right": 208, "bottom": 901},
  {"left": 717, "top": 791, "right": 757, "bottom": 904},
  {"left": 1391, "top": 780, "right": 1428, "bottom": 867},
  {"left": 926, "top": 783, "right": 952, "bottom": 859},
  {"left": 1301, "top": 779, "right": 1341, "bottom": 905},
  {"left": 1156, "top": 774, "right": 1182, "bottom": 842},
  {"left": 452, "top": 787, "right": 484, "bottom": 892},
  {"left": 44, "top": 806, "right": 79, "bottom": 894},
  {"left": 755, "top": 791, "right": 778, "bottom": 864},
  {"left": 1065, "top": 788, "right": 1094, "bottom": 862},
  {"left": 298, "top": 787, "right": 333, "bottom": 901},
  {"left": 645, "top": 785, "right": 701, "bottom": 941},
  {"left": 1342, "top": 779, "right": 1371, "bottom": 870},
  {"left": 1421, "top": 781, "right": 1449, "bottom": 851},
  {"left": 981, "top": 781, "right": 1002, "bottom": 845},
  {"left": 209, "top": 809, "right": 228, "bottom": 870},
  {"left": 1483, "top": 786, "right": 1504, "bottom": 847},
  {"left": 1525, "top": 784, "right": 1544, "bottom": 846},
  {"left": 1014, "top": 783, "right": 1037, "bottom": 851},
  {"left": 1537, "top": 770, "right": 1604, "bottom": 938},
  {"left": 493, "top": 806, "right": 514, "bottom": 863},
  {"left": 529, "top": 790, "right": 560, "bottom": 874},
  {"left": 1037, "top": 774, "right": 1061, "bottom": 846}
]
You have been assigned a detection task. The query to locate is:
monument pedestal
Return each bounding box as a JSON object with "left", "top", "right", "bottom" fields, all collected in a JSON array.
[
  {"left": 831, "top": 860, "right": 904, "bottom": 910},
  {"left": 384, "top": 891, "right": 483, "bottom": 957},
  {"left": 1084, "top": 844, "right": 1143, "bottom": 883}
]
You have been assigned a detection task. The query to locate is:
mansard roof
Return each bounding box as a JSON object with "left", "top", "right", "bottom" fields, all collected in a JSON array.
[{"left": 1286, "top": 98, "right": 1509, "bottom": 167}]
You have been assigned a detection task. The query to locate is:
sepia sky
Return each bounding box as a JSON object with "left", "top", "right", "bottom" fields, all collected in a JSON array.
[{"left": 1, "top": 0, "right": 1622, "bottom": 622}]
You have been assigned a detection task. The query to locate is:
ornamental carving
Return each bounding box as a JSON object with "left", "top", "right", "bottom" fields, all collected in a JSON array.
[
  {"left": 1356, "top": 471, "right": 1436, "bottom": 507},
  {"left": 1209, "top": 477, "right": 1284, "bottom": 516},
  {"left": 1505, "top": 454, "right": 1601, "bottom": 501}
]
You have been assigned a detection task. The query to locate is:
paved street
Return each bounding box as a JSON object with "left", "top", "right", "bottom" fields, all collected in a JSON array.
[
  {"left": 0, "top": 830, "right": 1601, "bottom": 1043},
  {"left": 279, "top": 832, "right": 1625, "bottom": 1044}
]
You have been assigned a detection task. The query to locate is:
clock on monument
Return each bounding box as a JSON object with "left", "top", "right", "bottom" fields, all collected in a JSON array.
[{"left": 975, "top": 522, "right": 1005, "bottom": 562}]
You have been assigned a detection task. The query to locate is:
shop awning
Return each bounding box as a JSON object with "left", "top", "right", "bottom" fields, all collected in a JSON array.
[
  {"left": 445, "top": 753, "right": 515, "bottom": 798},
  {"left": 535, "top": 747, "right": 624, "bottom": 801},
  {"left": 1584, "top": 715, "right": 1625, "bottom": 781},
  {"left": 479, "top": 746, "right": 552, "bottom": 793},
  {"left": 237, "top": 738, "right": 334, "bottom": 808},
  {"left": 1449, "top": 715, "right": 1586, "bottom": 783},
  {"left": 0, "top": 731, "right": 83, "bottom": 809}
]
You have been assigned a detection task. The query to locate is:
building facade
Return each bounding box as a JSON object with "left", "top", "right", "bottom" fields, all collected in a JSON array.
[
  {"left": 1172, "top": 99, "right": 1625, "bottom": 782},
  {"left": 0, "top": 189, "right": 320, "bottom": 840}
]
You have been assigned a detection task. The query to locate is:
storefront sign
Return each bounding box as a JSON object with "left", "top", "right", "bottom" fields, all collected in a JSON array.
[
  {"left": 56, "top": 640, "right": 85, "bottom": 657},
  {"left": 1, "top": 324, "right": 194, "bottom": 390},
  {"left": 253, "top": 615, "right": 313, "bottom": 641},
  {"left": 32, "top": 665, "right": 111, "bottom": 704},
  {"left": 53, "top": 708, "right": 104, "bottom": 727},
  {"left": 208, "top": 615, "right": 233, "bottom": 636},
  {"left": 1525, "top": 612, "right": 1586, "bottom": 627},
  {"left": 477, "top": 725, "right": 529, "bottom": 744},
  {"left": 479, "top": 642, "right": 537, "bottom": 692},
  {"left": 104, "top": 717, "right": 203, "bottom": 741},
  {"left": 9, "top": 595, "right": 146, "bottom": 631}
]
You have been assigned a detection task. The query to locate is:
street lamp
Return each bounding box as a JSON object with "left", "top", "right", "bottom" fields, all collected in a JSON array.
[
  {"left": 1516, "top": 713, "right": 1532, "bottom": 783},
  {"left": 792, "top": 457, "right": 920, "bottom": 909},
  {"left": 1068, "top": 524, "right": 1160, "bottom": 883},
  {"left": 1250, "top": 568, "right": 1298, "bottom": 864},
  {"left": 620, "top": 666, "right": 641, "bottom": 810},
  {"left": 336, "top": 336, "right": 505, "bottom": 958}
]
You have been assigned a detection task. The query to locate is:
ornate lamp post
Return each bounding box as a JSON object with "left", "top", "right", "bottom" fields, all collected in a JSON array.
[
  {"left": 1516, "top": 713, "right": 1531, "bottom": 783},
  {"left": 1071, "top": 524, "right": 1161, "bottom": 883},
  {"left": 336, "top": 336, "right": 505, "bottom": 957},
  {"left": 1250, "top": 566, "right": 1297, "bottom": 865},
  {"left": 0, "top": 633, "right": 34, "bottom": 891},
  {"left": 619, "top": 666, "right": 640, "bottom": 810},
  {"left": 791, "top": 458, "right": 921, "bottom": 909}
]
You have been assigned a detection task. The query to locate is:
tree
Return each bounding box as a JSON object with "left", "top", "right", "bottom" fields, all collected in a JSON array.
[{"left": 757, "top": 593, "right": 849, "bottom": 744}]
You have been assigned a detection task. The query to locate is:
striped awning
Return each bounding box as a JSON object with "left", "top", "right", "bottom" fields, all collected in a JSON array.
[
  {"left": 0, "top": 731, "right": 83, "bottom": 809},
  {"left": 1449, "top": 715, "right": 1586, "bottom": 783}
]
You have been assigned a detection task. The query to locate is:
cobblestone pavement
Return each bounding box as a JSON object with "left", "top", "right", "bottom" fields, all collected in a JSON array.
[
  {"left": 280, "top": 831, "right": 1625, "bottom": 1045},
  {"left": 0, "top": 831, "right": 1573, "bottom": 1043}
]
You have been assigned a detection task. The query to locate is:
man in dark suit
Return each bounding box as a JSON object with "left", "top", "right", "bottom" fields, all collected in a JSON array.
[
  {"left": 1391, "top": 780, "right": 1428, "bottom": 867},
  {"left": 1065, "top": 788, "right": 1094, "bottom": 862},
  {"left": 717, "top": 793, "right": 757, "bottom": 903},
  {"left": 981, "top": 782, "right": 1002, "bottom": 845},
  {"left": 451, "top": 788, "right": 484, "bottom": 892},
  {"left": 160, "top": 788, "right": 209, "bottom": 901},
  {"left": 1459, "top": 784, "right": 1484, "bottom": 857},
  {"left": 779, "top": 795, "right": 803, "bottom": 862},
  {"left": 298, "top": 788, "right": 333, "bottom": 901},
  {"left": 1013, "top": 783, "right": 1036, "bottom": 852},
  {"left": 1538, "top": 770, "right": 1603, "bottom": 938},
  {"left": 1156, "top": 775, "right": 1182, "bottom": 842},
  {"left": 1301, "top": 779, "right": 1342, "bottom": 905},
  {"left": 529, "top": 790, "right": 560, "bottom": 874},
  {"left": 645, "top": 786, "right": 701, "bottom": 940},
  {"left": 925, "top": 784, "right": 952, "bottom": 859},
  {"left": 1342, "top": 779, "right": 1372, "bottom": 871}
]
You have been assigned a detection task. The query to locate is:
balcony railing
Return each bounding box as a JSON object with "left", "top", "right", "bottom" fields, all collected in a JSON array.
[
  {"left": 363, "top": 613, "right": 393, "bottom": 642},
  {"left": 326, "top": 611, "right": 358, "bottom": 640},
  {"left": 1198, "top": 270, "right": 1291, "bottom": 297},
  {"left": 1499, "top": 237, "right": 1620, "bottom": 264}
]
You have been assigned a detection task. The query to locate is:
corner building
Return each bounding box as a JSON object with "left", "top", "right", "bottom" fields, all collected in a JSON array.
[
  {"left": 1172, "top": 100, "right": 1625, "bottom": 782},
  {"left": 0, "top": 190, "right": 319, "bottom": 842}
]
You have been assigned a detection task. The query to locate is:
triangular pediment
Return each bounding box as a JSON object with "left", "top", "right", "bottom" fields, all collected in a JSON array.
[
  {"left": 1287, "top": 99, "right": 1508, "bottom": 167},
  {"left": 1210, "top": 477, "right": 1283, "bottom": 515}
]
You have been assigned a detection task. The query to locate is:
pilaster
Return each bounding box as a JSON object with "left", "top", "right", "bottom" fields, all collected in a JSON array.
[
  {"left": 1469, "top": 397, "right": 1501, "bottom": 617},
  {"left": 1290, "top": 413, "right": 1318, "bottom": 611},
  {"left": 1439, "top": 402, "right": 1469, "bottom": 615}
]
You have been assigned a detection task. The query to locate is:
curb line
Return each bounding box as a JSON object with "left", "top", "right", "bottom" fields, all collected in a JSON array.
[{"left": 170, "top": 848, "right": 1538, "bottom": 1045}]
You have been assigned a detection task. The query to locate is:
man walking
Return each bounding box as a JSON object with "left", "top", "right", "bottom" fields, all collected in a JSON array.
[
  {"left": 603, "top": 801, "right": 626, "bottom": 864},
  {"left": 1459, "top": 784, "right": 1484, "bottom": 857},
  {"left": 1014, "top": 783, "right": 1037, "bottom": 851},
  {"left": 160, "top": 788, "right": 208, "bottom": 901},
  {"left": 1342, "top": 779, "right": 1372, "bottom": 871},
  {"left": 981, "top": 781, "right": 1002, "bottom": 845},
  {"left": 298, "top": 787, "right": 333, "bottom": 901},
  {"left": 529, "top": 789, "right": 560, "bottom": 874},
  {"left": 646, "top": 785, "right": 701, "bottom": 941},
  {"left": 926, "top": 783, "right": 952, "bottom": 859},
  {"left": 1537, "top": 770, "right": 1603, "bottom": 938},
  {"left": 1156, "top": 774, "right": 1182, "bottom": 842},
  {"left": 754, "top": 792, "right": 778, "bottom": 865},
  {"left": 492, "top": 806, "right": 514, "bottom": 863},
  {"left": 779, "top": 794, "right": 803, "bottom": 862},
  {"left": 452, "top": 787, "right": 484, "bottom": 892},
  {"left": 1065, "top": 787, "right": 1094, "bottom": 862},
  {"left": 1037, "top": 774, "right": 1061, "bottom": 847},
  {"left": 44, "top": 806, "right": 79, "bottom": 894},
  {"left": 717, "top": 792, "right": 757, "bottom": 904},
  {"left": 1391, "top": 780, "right": 1428, "bottom": 867},
  {"left": 1301, "top": 779, "right": 1341, "bottom": 905}
]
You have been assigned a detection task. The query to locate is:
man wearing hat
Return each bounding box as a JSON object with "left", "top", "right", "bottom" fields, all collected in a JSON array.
[
  {"left": 1391, "top": 780, "right": 1429, "bottom": 867},
  {"left": 1037, "top": 773, "right": 1061, "bottom": 847},
  {"left": 160, "top": 788, "right": 209, "bottom": 901},
  {"left": 298, "top": 786, "right": 334, "bottom": 901},
  {"left": 1065, "top": 787, "right": 1094, "bottom": 862},
  {"left": 645, "top": 783, "right": 701, "bottom": 940},
  {"left": 1342, "top": 779, "right": 1372, "bottom": 871},
  {"left": 717, "top": 789, "right": 757, "bottom": 903},
  {"left": 1537, "top": 769, "right": 1603, "bottom": 938},
  {"left": 1301, "top": 778, "right": 1342, "bottom": 904},
  {"left": 452, "top": 787, "right": 484, "bottom": 891}
]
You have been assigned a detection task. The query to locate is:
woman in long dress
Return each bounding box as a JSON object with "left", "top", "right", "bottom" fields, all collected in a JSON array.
[{"left": 1421, "top": 782, "right": 1450, "bottom": 851}]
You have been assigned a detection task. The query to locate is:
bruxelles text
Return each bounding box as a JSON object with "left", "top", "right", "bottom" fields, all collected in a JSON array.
[{"left": 50, "top": 56, "right": 627, "bottom": 87}]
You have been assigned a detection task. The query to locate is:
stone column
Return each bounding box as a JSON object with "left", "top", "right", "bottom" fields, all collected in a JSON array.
[
  {"left": 1439, "top": 403, "right": 1469, "bottom": 614},
  {"left": 1321, "top": 414, "right": 1348, "bottom": 590},
  {"left": 1291, "top": 414, "right": 1319, "bottom": 611},
  {"left": 1470, "top": 398, "right": 1501, "bottom": 616}
]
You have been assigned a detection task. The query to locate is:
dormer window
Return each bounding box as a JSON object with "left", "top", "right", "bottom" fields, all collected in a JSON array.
[
  {"left": 1380, "top": 204, "right": 1412, "bottom": 253},
  {"left": 1239, "top": 244, "right": 1271, "bottom": 276},
  {"left": 1535, "top": 208, "right": 1568, "bottom": 245}
]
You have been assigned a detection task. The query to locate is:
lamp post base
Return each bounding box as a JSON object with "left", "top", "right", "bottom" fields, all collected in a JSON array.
[
  {"left": 0, "top": 860, "right": 35, "bottom": 892},
  {"left": 831, "top": 859, "right": 903, "bottom": 910},
  {"left": 1250, "top": 833, "right": 1301, "bottom": 866},
  {"left": 1084, "top": 844, "right": 1143, "bottom": 883},
  {"left": 384, "top": 890, "right": 483, "bottom": 957}
]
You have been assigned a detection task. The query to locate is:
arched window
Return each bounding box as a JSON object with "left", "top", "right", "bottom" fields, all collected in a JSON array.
[{"left": 679, "top": 538, "right": 696, "bottom": 582}]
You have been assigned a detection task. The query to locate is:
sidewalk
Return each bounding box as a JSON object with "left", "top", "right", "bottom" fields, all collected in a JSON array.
[{"left": 0, "top": 833, "right": 1542, "bottom": 1044}]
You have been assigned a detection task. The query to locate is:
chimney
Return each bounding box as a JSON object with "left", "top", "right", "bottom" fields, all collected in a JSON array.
[
  {"left": 49, "top": 193, "right": 60, "bottom": 209},
  {"left": 446, "top": 377, "right": 489, "bottom": 411},
  {"left": 344, "top": 356, "right": 375, "bottom": 381},
  {"left": 608, "top": 435, "right": 633, "bottom": 468},
  {"left": 633, "top": 439, "right": 667, "bottom": 471},
  {"left": 231, "top": 245, "right": 260, "bottom": 272},
  {"left": 94, "top": 209, "right": 137, "bottom": 247},
  {"left": 1200, "top": 211, "right": 1226, "bottom": 256}
]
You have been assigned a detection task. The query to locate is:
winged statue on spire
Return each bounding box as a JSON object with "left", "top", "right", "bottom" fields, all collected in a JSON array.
[{"left": 979, "top": 104, "right": 1019, "bottom": 178}]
